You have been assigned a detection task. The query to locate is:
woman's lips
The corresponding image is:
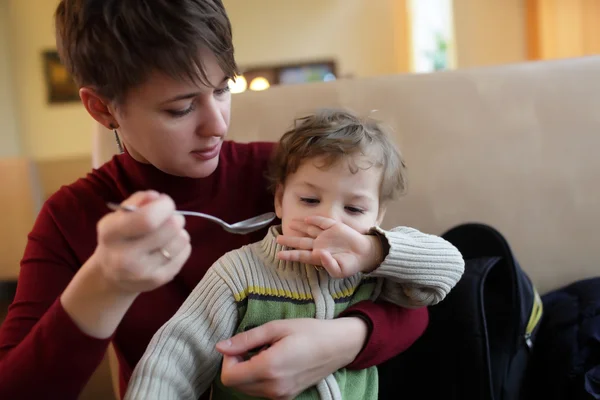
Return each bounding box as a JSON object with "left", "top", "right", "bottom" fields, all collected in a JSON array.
[{"left": 191, "top": 143, "right": 220, "bottom": 160}]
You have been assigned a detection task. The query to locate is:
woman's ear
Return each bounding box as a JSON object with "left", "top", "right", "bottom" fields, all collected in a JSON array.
[
  {"left": 80, "top": 87, "right": 118, "bottom": 129},
  {"left": 274, "top": 184, "right": 284, "bottom": 219}
]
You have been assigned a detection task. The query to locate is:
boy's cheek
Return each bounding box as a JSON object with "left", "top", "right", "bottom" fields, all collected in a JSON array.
[{"left": 344, "top": 214, "right": 380, "bottom": 235}]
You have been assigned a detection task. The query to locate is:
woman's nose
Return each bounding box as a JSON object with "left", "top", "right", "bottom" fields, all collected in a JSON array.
[{"left": 195, "top": 98, "right": 228, "bottom": 138}]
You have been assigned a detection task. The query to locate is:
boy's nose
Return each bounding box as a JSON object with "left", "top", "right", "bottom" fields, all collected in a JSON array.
[{"left": 318, "top": 206, "right": 340, "bottom": 222}]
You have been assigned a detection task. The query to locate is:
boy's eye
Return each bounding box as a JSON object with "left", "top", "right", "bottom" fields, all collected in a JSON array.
[
  {"left": 345, "top": 206, "right": 365, "bottom": 214},
  {"left": 300, "top": 197, "right": 319, "bottom": 205}
]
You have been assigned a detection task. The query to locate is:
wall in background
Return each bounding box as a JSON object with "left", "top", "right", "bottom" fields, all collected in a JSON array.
[
  {"left": 0, "top": 0, "right": 21, "bottom": 157},
  {"left": 6, "top": 0, "right": 408, "bottom": 161},
  {"left": 7, "top": 0, "right": 94, "bottom": 161},
  {"left": 223, "top": 0, "right": 404, "bottom": 78},
  {"left": 453, "top": 0, "right": 527, "bottom": 68},
  {"left": 5, "top": 0, "right": 529, "bottom": 161}
]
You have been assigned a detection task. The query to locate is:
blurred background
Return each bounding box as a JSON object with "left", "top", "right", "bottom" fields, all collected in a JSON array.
[
  {"left": 0, "top": 0, "right": 598, "bottom": 398},
  {"left": 2, "top": 0, "right": 599, "bottom": 163}
]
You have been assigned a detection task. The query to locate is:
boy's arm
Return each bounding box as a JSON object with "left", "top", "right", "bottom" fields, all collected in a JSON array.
[
  {"left": 278, "top": 220, "right": 464, "bottom": 308},
  {"left": 339, "top": 226, "right": 462, "bottom": 369},
  {"left": 124, "top": 267, "right": 238, "bottom": 400},
  {"left": 367, "top": 226, "right": 465, "bottom": 308}
]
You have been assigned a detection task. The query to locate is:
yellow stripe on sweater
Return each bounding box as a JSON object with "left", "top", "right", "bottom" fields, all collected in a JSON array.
[
  {"left": 233, "top": 282, "right": 374, "bottom": 303},
  {"left": 332, "top": 280, "right": 377, "bottom": 301},
  {"left": 332, "top": 287, "right": 358, "bottom": 300},
  {"left": 233, "top": 286, "right": 313, "bottom": 302}
]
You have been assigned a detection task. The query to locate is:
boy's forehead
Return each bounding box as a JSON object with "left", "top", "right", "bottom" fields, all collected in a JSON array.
[
  {"left": 289, "top": 155, "right": 383, "bottom": 195},
  {"left": 301, "top": 153, "right": 370, "bottom": 167}
]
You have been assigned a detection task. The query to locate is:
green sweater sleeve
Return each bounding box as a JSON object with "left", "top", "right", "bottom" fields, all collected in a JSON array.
[
  {"left": 367, "top": 226, "right": 465, "bottom": 308},
  {"left": 124, "top": 265, "right": 238, "bottom": 400}
]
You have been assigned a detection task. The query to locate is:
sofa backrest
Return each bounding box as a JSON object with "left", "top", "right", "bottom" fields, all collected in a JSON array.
[{"left": 228, "top": 57, "right": 600, "bottom": 294}]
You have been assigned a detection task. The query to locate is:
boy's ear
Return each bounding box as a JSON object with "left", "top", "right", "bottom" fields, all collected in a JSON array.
[
  {"left": 274, "top": 184, "right": 284, "bottom": 219},
  {"left": 376, "top": 204, "right": 387, "bottom": 226}
]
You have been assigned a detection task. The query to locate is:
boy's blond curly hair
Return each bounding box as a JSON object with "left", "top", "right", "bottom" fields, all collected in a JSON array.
[{"left": 267, "top": 108, "right": 407, "bottom": 203}]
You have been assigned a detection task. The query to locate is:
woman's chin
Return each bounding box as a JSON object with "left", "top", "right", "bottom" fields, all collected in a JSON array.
[{"left": 182, "top": 155, "right": 220, "bottom": 178}]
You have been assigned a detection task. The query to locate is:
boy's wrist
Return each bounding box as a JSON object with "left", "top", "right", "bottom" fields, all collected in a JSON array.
[{"left": 363, "top": 232, "right": 388, "bottom": 273}]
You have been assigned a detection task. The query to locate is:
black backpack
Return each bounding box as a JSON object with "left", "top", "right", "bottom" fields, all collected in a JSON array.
[
  {"left": 523, "top": 277, "right": 600, "bottom": 400},
  {"left": 378, "top": 223, "right": 543, "bottom": 400}
]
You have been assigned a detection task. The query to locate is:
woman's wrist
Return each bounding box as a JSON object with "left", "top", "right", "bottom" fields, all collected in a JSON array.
[
  {"left": 61, "top": 254, "right": 138, "bottom": 339},
  {"left": 335, "top": 316, "right": 370, "bottom": 365}
]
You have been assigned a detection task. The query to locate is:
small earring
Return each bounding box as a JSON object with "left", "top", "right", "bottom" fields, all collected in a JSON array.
[{"left": 109, "top": 124, "right": 124, "bottom": 154}]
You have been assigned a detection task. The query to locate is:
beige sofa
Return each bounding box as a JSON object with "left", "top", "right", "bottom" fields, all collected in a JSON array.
[
  {"left": 91, "top": 56, "right": 600, "bottom": 399},
  {"left": 224, "top": 56, "right": 600, "bottom": 295}
]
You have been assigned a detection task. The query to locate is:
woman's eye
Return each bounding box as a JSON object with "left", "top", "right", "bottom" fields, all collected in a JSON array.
[
  {"left": 215, "top": 86, "right": 231, "bottom": 96},
  {"left": 166, "top": 103, "right": 195, "bottom": 117},
  {"left": 300, "top": 197, "right": 319, "bottom": 205},
  {"left": 345, "top": 206, "right": 365, "bottom": 214}
]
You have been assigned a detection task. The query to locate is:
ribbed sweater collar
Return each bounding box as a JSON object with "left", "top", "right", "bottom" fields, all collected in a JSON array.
[{"left": 257, "top": 225, "right": 310, "bottom": 274}]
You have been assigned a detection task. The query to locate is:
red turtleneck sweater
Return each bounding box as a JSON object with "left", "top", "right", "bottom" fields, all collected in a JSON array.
[{"left": 0, "top": 141, "right": 427, "bottom": 399}]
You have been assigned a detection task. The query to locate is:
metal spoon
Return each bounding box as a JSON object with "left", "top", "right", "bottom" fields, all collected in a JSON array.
[{"left": 106, "top": 202, "right": 276, "bottom": 235}]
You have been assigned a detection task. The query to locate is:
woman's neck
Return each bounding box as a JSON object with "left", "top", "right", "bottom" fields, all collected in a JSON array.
[{"left": 116, "top": 147, "right": 222, "bottom": 208}]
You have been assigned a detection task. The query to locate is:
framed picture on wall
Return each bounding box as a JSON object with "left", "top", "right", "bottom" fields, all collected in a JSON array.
[
  {"left": 278, "top": 62, "right": 337, "bottom": 85},
  {"left": 235, "top": 60, "right": 337, "bottom": 92},
  {"left": 42, "top": 50, "right": 80, "bottom": 104}
]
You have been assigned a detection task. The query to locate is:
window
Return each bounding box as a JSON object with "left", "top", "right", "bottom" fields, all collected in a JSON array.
[{"left": 408, "top": 0, "right": 455, "bottom": 73}]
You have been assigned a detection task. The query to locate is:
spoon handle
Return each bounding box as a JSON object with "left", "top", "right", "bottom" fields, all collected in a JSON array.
[
  {"left": 176, "top": 210, "right": 227, "bottom": 226},
  {"left": 106, "top": 202, "right": 137, "bottom": 212},
  {"left": 106, "top": 202, "right": 228, "bottom": 227}
]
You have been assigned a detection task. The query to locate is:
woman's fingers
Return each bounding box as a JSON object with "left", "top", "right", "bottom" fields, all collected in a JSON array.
[
  {"left": 133, "top": 213, "right": 191, "bottom": 286},
  {"left": 99, "top": 193, "right": 176, "bottom": 242},
  {"left": 94, "top": 191, "right": 192, "bottom": 293},
  {"left": 151, "top": 240, "right": 192, "bottom": 284},
  {"left": 122, "top": 190, "right": 160, "bottom": 207},
  {"left": 217, "top": 321, "right": 284, "bottom": 356},
  {"left": 221, "top": 354, "right": 295, "bottom": 400},
  {"left": 144, "top": 226, "right": 190, "bottom": 266},
  {"left": 219, "top": 318, "right": 357, "bottom": 400},
  {"left": 160, "top": 228, "right": 191, "bottom": 260},
  {"left": 220, "top": 354, "right": 263, "bottom": 387},
  {"left": 137, "top": 214, "right": 186, "bottom": 255},
  {"left": 123, "top": 195, "right": 177, "bottom": 239},
  {"left": 220, "top": 347, "right": 296, "bottom": 399}
]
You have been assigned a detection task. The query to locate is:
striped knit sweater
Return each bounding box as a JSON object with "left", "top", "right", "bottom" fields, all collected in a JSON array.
[{"left": 124, "top": 225, "right": 464, "bottom": 400}]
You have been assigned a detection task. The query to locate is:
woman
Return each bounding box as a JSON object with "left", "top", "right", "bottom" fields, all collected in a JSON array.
[{"left": 0, "top": 1, "right": 463, "bottom": 399}]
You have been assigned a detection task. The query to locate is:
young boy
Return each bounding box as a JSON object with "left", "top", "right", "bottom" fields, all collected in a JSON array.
[{"left": 124, "top": 109, "right": 465, "bottom": 400}]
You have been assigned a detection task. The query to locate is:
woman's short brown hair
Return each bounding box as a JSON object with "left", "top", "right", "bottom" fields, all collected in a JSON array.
[
  {"left": 54, "top": 0, "right": 238, "bottom": 102},
  {"left": 268, "top": 108, "right": 407, "bottom": 204}
]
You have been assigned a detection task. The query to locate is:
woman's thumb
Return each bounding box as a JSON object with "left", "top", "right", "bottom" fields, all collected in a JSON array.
[{"left": 216, "top": 322, "right": 281, "bottom": 355}]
